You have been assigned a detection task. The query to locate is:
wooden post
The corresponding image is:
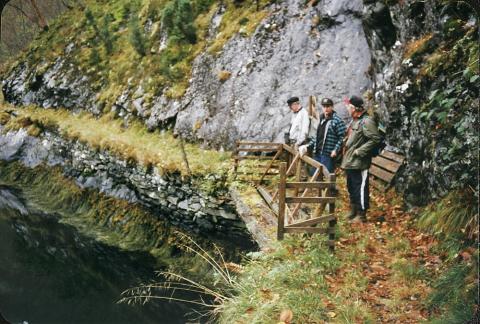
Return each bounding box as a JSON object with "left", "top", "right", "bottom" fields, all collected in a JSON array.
[
  {"left": 233, "top": 141, "right": 239, "bottom": 176},
  {"left": 272, "top": 154, "right": 300, "bottom": 202},
  {"left": 277, "top": 162, "right": 287, "bottom": 240},
  {"left": 293, "top": 158, "right": 302, "bottom": 197},
  {"left": 327, "top": 173, "right": 336, "bottom": 252}
]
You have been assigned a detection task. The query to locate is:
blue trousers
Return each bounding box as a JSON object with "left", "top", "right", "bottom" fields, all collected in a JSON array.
[
  {"left": 346, "top": 169, "right": 370, "bottom": 211},
  {"left": 314, "top": 154, "right": 335, "bottom": 174}
]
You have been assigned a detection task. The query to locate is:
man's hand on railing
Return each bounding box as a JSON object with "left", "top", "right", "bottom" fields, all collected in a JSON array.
[{"left": 298, "top": 145, "right": 308, "bottom": 157}]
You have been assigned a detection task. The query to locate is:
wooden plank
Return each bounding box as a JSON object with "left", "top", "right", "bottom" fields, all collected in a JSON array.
[
  {"left": 234, "top": 155, "right": 278, "bottom": 160},
  {"left": 237, "top": 171, "right": 278, "bottom": 175},
  {"left": 372, "top": 155, "right": 402, "bottom": 173},
  {"left": 285, "top": 182, "right": 335, "bottom": 189},
  {"left": 277, "top": 163, "right": 287, "bottom": 240},
  {"left": 237, "top": 148, "right": 279, "bottom": 152},
  {"left": 257, "top": 186, "right": 279, "bottom": 215},
  {"left": 313, "top": 196, "right": 327, "bottom": 218},
  {"left": 284, "top": 227, "right": 328, "bottom": 234},
  {"left": 281, "top": 144, "right": 327, "bottom": 177},
  {"left": 285, "top": 215, "right": 336, "bottom": 227},
  {"left": 237, "top": 141, "right": 282, "bottom": 146},
  {"left": 327, "top": 173, "right": 336, "bottom": 251},
  {"left": 286, "top": 197, "right": 336, "bottom": 203},
  {"left": 290, "top": 168, "right": 321, "bottom": 219},
  {"left": 293, "top": 158, "right": 302, "bottom": 196},
  {"left": 369, "top": 164, "right": 395, "bottom": 183},
  {"left": 282, "top": 144, "right": 296, "bottom": 155},
  {"left": 271, "top": 154, "right": 300, "bottom": 201},
  {"left": 381, "top": 151, "right": 405, "bottom": 163},
  {"left": 300, "top": 155, "right": 323, "bottom": 171}
]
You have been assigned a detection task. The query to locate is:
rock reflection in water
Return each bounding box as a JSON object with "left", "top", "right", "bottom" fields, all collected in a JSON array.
[{"left": 0, "top": 185, "right": 196, "bottom": 324}]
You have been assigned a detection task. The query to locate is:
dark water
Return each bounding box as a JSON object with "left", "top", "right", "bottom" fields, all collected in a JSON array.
[{"left": 0, "top": 185, "right": 200, "bottom": 324}]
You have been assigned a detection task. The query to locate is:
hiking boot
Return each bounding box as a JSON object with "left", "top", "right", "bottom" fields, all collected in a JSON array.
[
  {"left": 351, "top": 209, "right": 367, "bottom": 223},
  {"left": 347, "top": 204, "right": 358, "bottom": 220}
]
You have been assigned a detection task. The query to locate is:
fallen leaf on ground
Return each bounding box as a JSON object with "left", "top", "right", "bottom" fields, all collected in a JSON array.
[{"left": 279, "top": 309, "right": 293, "bottom": 323}]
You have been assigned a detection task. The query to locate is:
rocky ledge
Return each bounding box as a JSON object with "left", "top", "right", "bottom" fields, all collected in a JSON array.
[{"left": 0, "top": 126, "right": 256, "bottom": 247}]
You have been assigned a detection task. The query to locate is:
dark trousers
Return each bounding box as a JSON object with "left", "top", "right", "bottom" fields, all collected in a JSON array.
[{"left": 346, "top": 169, "right": 369, "bottom": 211}]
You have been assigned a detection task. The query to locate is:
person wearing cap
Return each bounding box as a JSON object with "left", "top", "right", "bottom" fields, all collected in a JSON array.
[
  {"left": 286, "top": 96, "right": 310, "bottom": 147},
  {"left": 341, "top": 95, "right": 382, "bottom": 223},
  {"left": 299, "top": 98, "right": 346, "bottom": 173}
]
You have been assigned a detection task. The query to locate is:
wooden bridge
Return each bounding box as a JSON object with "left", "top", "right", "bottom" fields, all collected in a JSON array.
[{"left": 233, "top": 141, "right": 337, "bottom": 250}]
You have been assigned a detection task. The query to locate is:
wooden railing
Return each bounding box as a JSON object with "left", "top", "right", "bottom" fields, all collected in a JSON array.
[{"left": 233, "top": 141, "right": 337, "bottom": 250}]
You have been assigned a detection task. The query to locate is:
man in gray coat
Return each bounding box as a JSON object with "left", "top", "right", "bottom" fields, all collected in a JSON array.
[{"left": 341, "top": 96, "right": 382, "bottom": 223}]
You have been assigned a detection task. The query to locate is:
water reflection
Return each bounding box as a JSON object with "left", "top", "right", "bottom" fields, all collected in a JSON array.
[{"left": 0, "top": 185, "right": 197, "bottom": 324}]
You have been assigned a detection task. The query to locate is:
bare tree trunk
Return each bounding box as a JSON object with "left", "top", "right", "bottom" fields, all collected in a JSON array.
[
  {"left": 28, "top": 0, "right": 47, "bottom": 30},
  {"left": 0, "top": 0, "right": 10, "bottom": 41}
]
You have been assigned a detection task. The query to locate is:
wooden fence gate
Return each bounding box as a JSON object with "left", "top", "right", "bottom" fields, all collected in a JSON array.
[{"left": 234, "top": 141, "right": 338, "bottom": 250}]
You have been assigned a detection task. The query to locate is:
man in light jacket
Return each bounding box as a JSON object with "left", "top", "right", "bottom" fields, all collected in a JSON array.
[
  {"left": 341, "top": 95, "right": 382, "bottom": 223},
  {"left": 286, "top": 97, "right": 310, "bottom": 147}
]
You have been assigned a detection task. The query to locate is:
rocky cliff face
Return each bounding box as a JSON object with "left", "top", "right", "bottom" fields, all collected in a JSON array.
[
  {"left": 0, "top": 126, "right": 254, "bottom": 245},
  {"left": 173, "top": 0, "right": 371, "bottom": 146},
  {"left": 2, "top": 0, "right": 371, "bottom": 148},
  {"left": 363, "top": 0, "right": 478, "bottom": 205}
]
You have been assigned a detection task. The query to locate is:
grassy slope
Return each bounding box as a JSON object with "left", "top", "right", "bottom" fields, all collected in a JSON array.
[{"left": 0, "top": 104, "right": 230, "bottom": 176}]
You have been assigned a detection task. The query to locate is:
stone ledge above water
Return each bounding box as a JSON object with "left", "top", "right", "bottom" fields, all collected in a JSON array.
[{"left": 0, "top": 125, "right": 255, "bottom": 245}]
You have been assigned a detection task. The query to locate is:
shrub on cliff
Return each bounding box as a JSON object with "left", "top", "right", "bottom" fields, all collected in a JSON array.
[
  {"left": 162, "top": 0, "right": 197, "bottom": 44},
  {"left": 129, "top": 14, "right": 147, "bottom": 56}
]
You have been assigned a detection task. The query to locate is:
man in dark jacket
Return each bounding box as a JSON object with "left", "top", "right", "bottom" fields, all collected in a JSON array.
[
  {"left": 299, "top": 98, "right": 346, "bottom": 173},
  {"left": 341, "top": 95, "right": 382, "bottom": 223}
]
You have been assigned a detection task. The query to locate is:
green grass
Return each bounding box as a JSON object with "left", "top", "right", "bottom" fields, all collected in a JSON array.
[
  {"left": 426, "top": 260, "right": 478, "bottom": 323},
  {"left": 217, "top": 225, "right": 379, "bottom": 324},
  {"left": 391, "top": 258, "right": 429, "bottom": 282},
  {"left": 218, "top": 235, "right": 341, "bottom": 323}
]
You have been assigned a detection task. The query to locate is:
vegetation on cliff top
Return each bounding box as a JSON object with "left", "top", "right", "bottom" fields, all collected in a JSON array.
[
  {"left": 3, "top": 0, "right": 271, "bottom": 106},
  {"left": 0, "top": 104, "right": 231, "bottom": 176}
]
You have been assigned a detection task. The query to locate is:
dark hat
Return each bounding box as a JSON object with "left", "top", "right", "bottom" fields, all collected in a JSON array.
[
  {"left": 321, "top": 98, "right": 333, "bottom": 106},
  {"left": 287, "top": 96, "right": 300, "bottom": 105},
  {"left": 344, "top": 95, "right": 364, "bottom": 109}
]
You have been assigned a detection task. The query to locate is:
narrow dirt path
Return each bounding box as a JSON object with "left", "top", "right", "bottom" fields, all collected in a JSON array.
[{"left": 330, "top": 184, "right": 442, "bottom": 323}]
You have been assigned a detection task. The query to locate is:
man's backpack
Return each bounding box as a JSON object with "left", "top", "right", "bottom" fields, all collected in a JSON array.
[
  {"left": 360, "top": 117, "right": 386, "bottom": 157},
  {"left": 371, "top": 122, "right": 386, "bottom": 157}
]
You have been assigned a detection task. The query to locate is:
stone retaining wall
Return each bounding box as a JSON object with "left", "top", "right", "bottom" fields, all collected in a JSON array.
[{"left": 0, "top": 126, "right": 254, "bottom": 245}]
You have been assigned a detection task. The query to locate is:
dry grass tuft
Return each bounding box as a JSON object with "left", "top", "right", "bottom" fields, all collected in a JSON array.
[
  {"left": 403, "top": 33, "right": 433, "bottom": 59},
  {"left": 217, "top": 70, "right": 232, "bottom": 82}
]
